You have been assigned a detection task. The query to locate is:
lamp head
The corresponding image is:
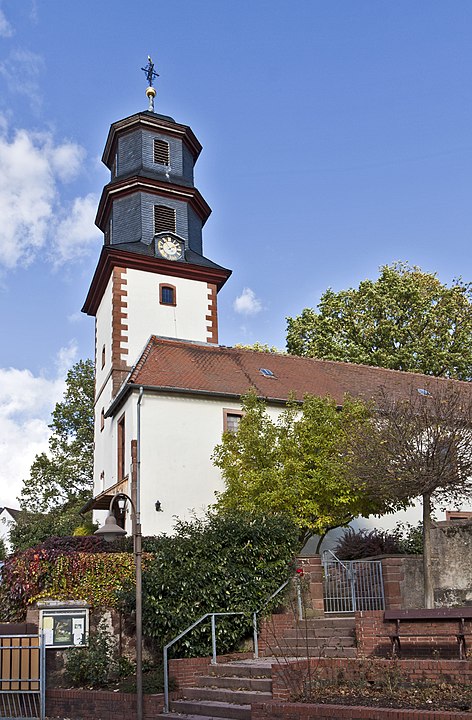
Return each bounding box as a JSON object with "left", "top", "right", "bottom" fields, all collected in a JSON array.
[{"left": 94, "top": 512, "right": 127, "bottom": 542}]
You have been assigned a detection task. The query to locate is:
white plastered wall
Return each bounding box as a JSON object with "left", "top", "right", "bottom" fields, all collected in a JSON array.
[
  {"left": 95, "top": 275, "right": 113, "bottom": 397},
  {"left": 135, "top": 393, "right": 283, "bottom": 535},
  {"left": 93, "top": 380, "right": 116, "bottom": 496},
  {"left": 125, "top": 268, "right": 210, "bottom": 359},
  {"left": 93, "top": 274, "right": 115, "bottom": 497}
]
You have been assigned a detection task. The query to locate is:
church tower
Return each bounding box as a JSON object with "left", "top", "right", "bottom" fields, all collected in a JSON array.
[
  {"left": 82, "top": 61, "right": 231, "bottom": 399},
  {"left": 82, "top": 61, "right": 232, "bottom": 531}
]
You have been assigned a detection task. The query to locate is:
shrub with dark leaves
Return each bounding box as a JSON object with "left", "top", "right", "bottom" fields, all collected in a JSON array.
[{"left": 333, "top": 528, "right": 404, "bottom": 560}]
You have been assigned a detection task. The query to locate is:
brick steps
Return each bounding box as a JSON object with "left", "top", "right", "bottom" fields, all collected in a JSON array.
[
  {"left": 181, "top": 687, "right": 272, "bottom": 704},
  {"left": 262, "top": 616, "right": 357, "bottom": 658},
  {"left": 166, "top": 698, "right": 252, "bottom": 719},
  {"left": 158, "top": 616, "right": 358, "bottom": 717},
  {"left": 156, "top": 660, "right": 272, "bottom": 719},
  {"left": 197, "top": 674, "right": 272, "bottom": 691}
]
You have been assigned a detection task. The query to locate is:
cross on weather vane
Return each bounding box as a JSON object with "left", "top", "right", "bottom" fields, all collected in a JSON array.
[
  {"left": 142, "top": 55, "right": 159, "bottom": 112},
  {"left": 142, "top": 55, "right": 159, "bottom": 88}
]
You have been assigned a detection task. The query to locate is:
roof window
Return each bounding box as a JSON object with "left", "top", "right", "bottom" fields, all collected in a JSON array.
[
  {"left": 417, "top": 388, "right": 432, "bottom": 396},
  {"left": 259, "top": 368, "right": 275, "bottom": 378}
]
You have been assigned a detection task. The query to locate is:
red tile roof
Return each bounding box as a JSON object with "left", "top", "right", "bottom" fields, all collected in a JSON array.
[{"left": 128, "top": 337, "right": 470, "bottom": 404}]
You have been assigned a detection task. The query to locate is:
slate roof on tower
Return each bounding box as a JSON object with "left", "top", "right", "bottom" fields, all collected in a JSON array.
[{"left": 105, "top": 336, "right": 471, "bottom": 415}]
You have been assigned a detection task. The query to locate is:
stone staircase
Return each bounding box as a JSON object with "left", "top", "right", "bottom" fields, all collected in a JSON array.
[
  {"left": 157, "top": 616, "right": 357, "bottom": 718},
  {"left": 263, "top": 615, "right": 357, "bottom": 659},
  {"left": 157, "top": 658, "right": 272, "bottom": 719}
]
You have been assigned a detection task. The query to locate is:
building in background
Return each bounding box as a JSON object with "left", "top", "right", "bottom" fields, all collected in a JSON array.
[{"left": 0, "top": 507, "right": 19, "bottom": 554}]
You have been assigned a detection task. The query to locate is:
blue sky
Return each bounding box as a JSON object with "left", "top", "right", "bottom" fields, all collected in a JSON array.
[{"left": 1, "top": 0, "right": 472, "bottom": 506}]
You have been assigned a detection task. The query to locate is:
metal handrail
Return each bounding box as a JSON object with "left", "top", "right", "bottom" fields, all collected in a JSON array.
[
  {"left": 163, "top": 611, "right": 244, "bottom": 713},
  {"left": 162, "top": 575, "right": 300, "bottom": 714},
  {"left": 323, "top": 548, "right": 349, "bottom": 571}
]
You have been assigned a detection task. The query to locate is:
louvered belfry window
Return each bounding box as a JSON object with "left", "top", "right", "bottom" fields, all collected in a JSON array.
[
  {"left": 154, "top": 205, "right": 176, "bottom": 234},
  {"left": 154, "top": 138, "right": 170, "bottom": 165}
]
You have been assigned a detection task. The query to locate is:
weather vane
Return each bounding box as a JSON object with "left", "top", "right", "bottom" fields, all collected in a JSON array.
[{"left": 141, "top": 55, "right": 159, "bottom": 112}]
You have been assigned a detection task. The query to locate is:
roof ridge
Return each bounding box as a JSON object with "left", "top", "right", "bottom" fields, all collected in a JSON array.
[{"left": 132, "top": 336, "right": 469, "bottom": 389}]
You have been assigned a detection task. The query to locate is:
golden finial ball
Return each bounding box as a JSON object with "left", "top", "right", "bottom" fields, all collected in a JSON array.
[{"left": 146, "top": 86, "right": 157, "bottom": 98}]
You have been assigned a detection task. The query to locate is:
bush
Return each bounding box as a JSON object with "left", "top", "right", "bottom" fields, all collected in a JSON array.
[
  {"left": 65, "top": 620, "right": 117, "bottom": 688},
  {"left": 333, "top": 524, "right": 423, "bottom": 560},
  {"left": 122, "top": 510, "right": 299, "bottom": 658},
  {"left": 394, "top": 522, "right": 423, "bottom": 554}
]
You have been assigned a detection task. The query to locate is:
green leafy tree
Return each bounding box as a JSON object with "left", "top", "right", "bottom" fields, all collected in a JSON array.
[
  {"left": 286, "top": 263, "right": 472, "bottom": 380},
  {"left": 212, "top": 391, "right": 391, "bottom": 549},
  {"left": 9, "top": 505, "right": 97, "bottom": 552},
  {"left": 234, "top": 342, "right": 282, "bottom": 353},
  {"left": 13, "top": 359, "right": 95, "bottom": 550}
]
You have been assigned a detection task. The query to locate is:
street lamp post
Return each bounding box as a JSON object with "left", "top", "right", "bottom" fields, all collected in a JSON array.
[{"left": 95, "top": 493, "right": 143, "bottom": 720}]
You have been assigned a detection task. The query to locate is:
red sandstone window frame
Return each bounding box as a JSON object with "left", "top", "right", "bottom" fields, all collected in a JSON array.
[
  {"left": 445, "top": 510, "right": 472, "bottom": 521},
  {"left": 223, "top": 409, "right": 244, "bottom": 433},
  {"left": 159, "top": 283, "right": 177, "bottom": 306}
]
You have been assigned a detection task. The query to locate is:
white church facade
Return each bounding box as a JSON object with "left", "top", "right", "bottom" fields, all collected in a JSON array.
[{"left": 82, "top": 80, "right": 471, "bottom": 538}]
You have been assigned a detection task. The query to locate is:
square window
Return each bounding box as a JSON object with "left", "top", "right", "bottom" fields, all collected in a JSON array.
[{"left": 223, "top": 409, "right": 243, "bottom": 433}]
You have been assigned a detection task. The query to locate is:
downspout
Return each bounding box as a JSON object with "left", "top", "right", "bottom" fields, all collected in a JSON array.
[
  {"left": 137, "top": 386, "right": 144, "bottom": 518},
  {"left": 135, "top": 385, "right": 144, "bottom": 720}
]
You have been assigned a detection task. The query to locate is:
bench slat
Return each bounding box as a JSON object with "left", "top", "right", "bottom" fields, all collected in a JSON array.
[{"left": 384, "top": 608, "right": 472, "bottom": 621}]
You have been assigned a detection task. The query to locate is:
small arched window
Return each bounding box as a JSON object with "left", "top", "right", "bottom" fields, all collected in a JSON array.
[{"left": 159, "top": 283, "right": 177, "bottom": 306}]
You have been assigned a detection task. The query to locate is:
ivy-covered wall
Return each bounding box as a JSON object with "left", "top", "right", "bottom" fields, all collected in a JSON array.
[{"left": 0, "top": 536, "right": 135, "bottom": 622}]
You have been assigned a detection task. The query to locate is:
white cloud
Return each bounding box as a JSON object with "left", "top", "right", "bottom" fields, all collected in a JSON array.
[
  {"left": 67, "top": 311, "right": 84, "bottom": 324},
  {"left": 0, "top": 8, "right": 13, "bottom": 37},
  {"left": 0, "top": 344, "right": 78, "bottom": 508},
  {"left": 53, "top": 193, "right": 101, "bottom": 265},
  {"left": 233, "top": 287, "right": 263, "bottom": 315},
  {"left": 0, "top": 121, "right": 90, "bottom": 268},
  {"left": 0, "top": 49, "right": 43, "bottom": 110},
  {"left": 50, "top": 143, "right": 85, "bottom": 182},
  {"left": 55, "top": 339, "right": 78, "bottom": 376}
]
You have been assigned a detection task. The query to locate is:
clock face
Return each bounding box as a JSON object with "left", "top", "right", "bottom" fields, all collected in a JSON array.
[{"left": 157, "top": 235, "right": 183, "bottom": 261}]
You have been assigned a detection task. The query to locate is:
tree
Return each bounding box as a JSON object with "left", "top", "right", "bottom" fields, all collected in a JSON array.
[
  {"left": 9, "top": 506, "right": 97, "bottom": 553},
  {"left": 234, "top": 342, "right": 282, "bottom": 353},
  {"left": 14, "top": 359, "right": 95, "bottom": 550},
  {"left": 212, "top": 391, "right": 391, "bottom": 549},
  {"left": 286, "top": 263, "right": 472, "bottom": 380},
  {"left": 346, "top": 384, "right": 472, "bottom": 607}
]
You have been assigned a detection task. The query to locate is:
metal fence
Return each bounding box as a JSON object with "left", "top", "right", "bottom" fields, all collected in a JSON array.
[
  {"left": 0, "top": 635, "right": 45, "bottom": 719},
  {"left": 323, "top": 553, "right": 385, "bottom": 613}
]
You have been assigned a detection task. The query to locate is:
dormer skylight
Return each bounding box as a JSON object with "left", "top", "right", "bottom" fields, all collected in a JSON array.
[{"left": 259, "top": 368, "right": 275, "bottom": 378}]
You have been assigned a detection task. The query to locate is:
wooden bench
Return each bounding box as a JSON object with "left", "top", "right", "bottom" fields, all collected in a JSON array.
[{"left": 384, "top": 608, "right": 472, "bottom": 660}]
